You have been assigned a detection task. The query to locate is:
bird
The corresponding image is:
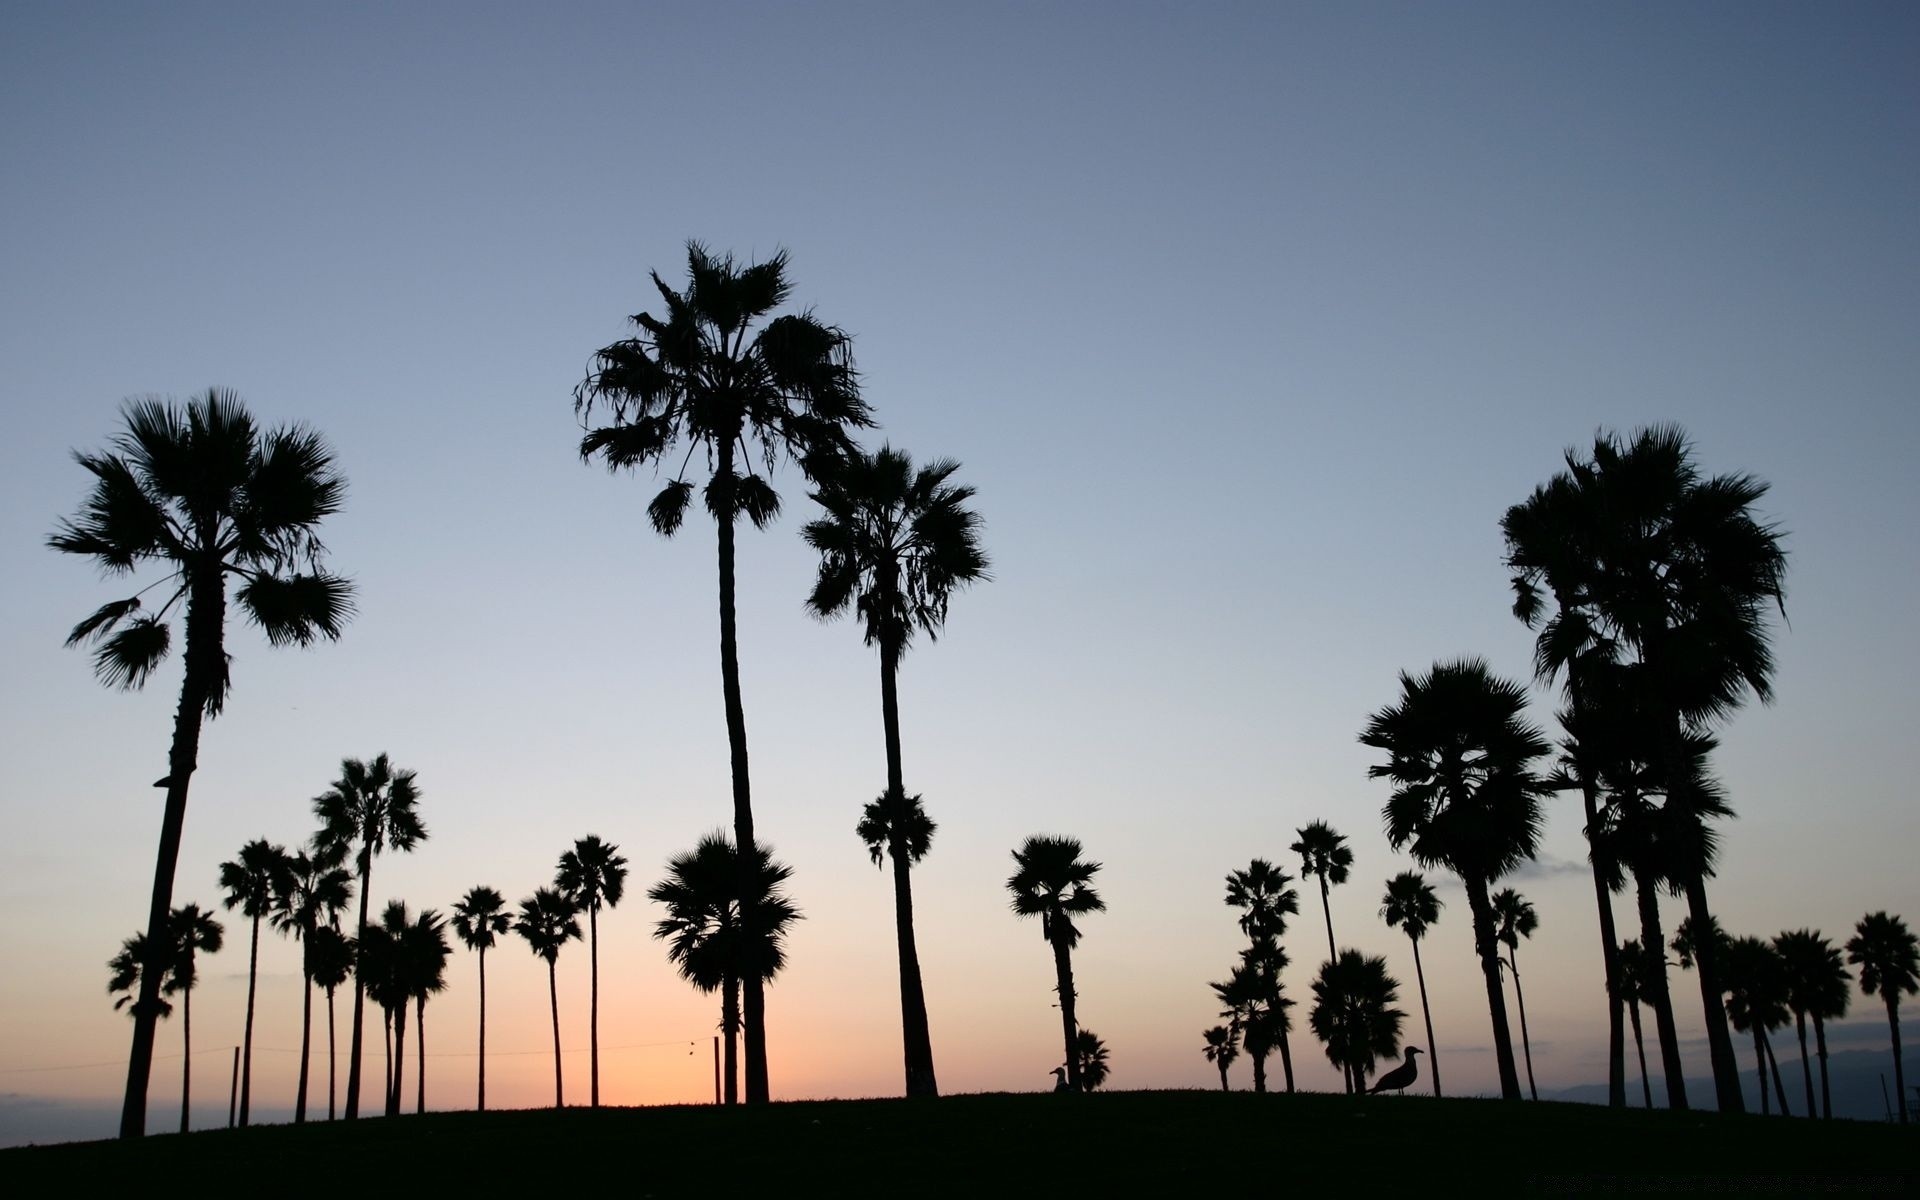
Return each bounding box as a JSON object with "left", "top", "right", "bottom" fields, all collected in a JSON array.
[
  {"left": 1368, "top": 1047, "right": 1423, "bottom": 1095},
  {"left": 1050, "top": 1067, "right": 1071, "bottom": 1093}
]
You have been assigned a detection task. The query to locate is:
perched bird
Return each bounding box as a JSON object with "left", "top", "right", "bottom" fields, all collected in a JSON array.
[
  {"left": 1051, "top": 1067, "right": 1070, "bottom": 1093},
  {"left": 1368, "top": 1046, "right": 1423, "bottom": 1095}
]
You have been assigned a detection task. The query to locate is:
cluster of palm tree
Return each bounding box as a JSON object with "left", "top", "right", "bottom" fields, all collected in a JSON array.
[
  {"left": 106, "top": 904, "right": 223, "bottom": 1133},
  {"left": 1207, "top": 859, "right": 1298, "bottom": 1094}
]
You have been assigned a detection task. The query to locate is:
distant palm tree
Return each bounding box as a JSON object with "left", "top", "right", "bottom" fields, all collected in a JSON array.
[
  {"left": 1360, "top": 658, "right": 1549, "bottom": 1101},
  {"left": 556, "top": 836, "right": 629, "bottom": 1108},
  {"left": 1007, "top": 836, "right": 1105, "bottom": 1092},
  {"left": 1075, "top": 1030, "right": 1111, "bottom": 1092},
  {"left": 314, "top": 753, "right": 426, "bottom": 1119},
  {"left": 1773, "top": 929, "right": 1850, "bottom": 1119},
  {"left": 1222, "top": 860, "right": 1299, "bottom": 1092},
  {"left": 451, "top": 887, "right": 512, "bottom": 1111},
  {"left": 403, "top": 908, "right": 450, "bottom": 1114},
  {"left": 162, "top": 904, "right": 223, "bottom": 1134},
  {"left": 1723, "top": 935, "right": 1793, "bottom": 1116},
  {"left": 306, "top": 924, "right": 353, "bottom": 1121},
  {"left": 576, "top": 244, "right": 870, "bottom": 1104},
  {"left": 1202, "top": 1025, "right": 1239, "bottom": 1092},
  {"left": 1846, "top": 911, "right": 1918, "bottom": 1124},
  {"left": 1615, "top": 938, "right": 1659, "bottom": 1108},
  {"left": 1309, "top": 950, "right": 1405, "bottom": 1091},
  {"left": 1381, "top": 872, "right": 1443, "bottom": 1097},
  {"left": 358, "top": 900, "right": 416, "bottom": 1117},
  {"left": 51, "top": 390, "right": 352, "bottom": 1139},
  {"left": 516, "top": 887, "right": 583, "bottom": 1108},
  {"left": 1292, "top": 822, "right": 1356, "bottom": 1091},
  {"left": 109, "top": 932, "right": 174, "bottom": 1019},
  {"left": 806, "top": 444, "right": 989, "bottom": 1100},
  {"left": 272, "top": 846, "right": 353, "bottom": 1123},
  {"left": 219, "top": 838, "right": 292, "bottom": 1127},
  {"left": 1492, "top": 888, "right": 1541, "bottom": 1101}
]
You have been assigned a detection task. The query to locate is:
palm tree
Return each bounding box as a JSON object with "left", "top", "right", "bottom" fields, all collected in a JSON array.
[
  {"left": 1492, "top": 888, "right": 1541, "bottom": 1101},
  {"left": 1360, "top": 658, "right": 1549, "bottom": 1101},
  {"left": 575, "top": 244, "right": 870, "bottom": 1103},
  {"left": 1723, "top": 935, "right": 1793, "bottom": 1116},
  {"left": 357, "top": 900, "right": 416, "bottom": 1117},
  {"left": 451, "top": 887, "right": 512, "bottom": 1111},
  {"left": 1293, "top": 820, "right": 1357, "bottom": 1092},
  {"left": 1202, "top": 1025, "right": 1239, "bottom": 1092},
  {"left": 1616, "top": 939, "right": 1658, "bottom": 1108},
  {"left": 313, "top": 753, "right": 426, "bottom": 1119},
  {"left": 403, "top": 908, "right": 450, "bottom": 1114},
  {"left": 306, "top": 924, "right": 353, "bottom": 1121},
  {"left": 1774, "top": 929, "right": 1850, "bottom": 1119},
  {"left": 1846, "top": 911, "right": 1918, "bottom": 1124},
  {"left": 1075, "top": 1030, "right": 1111, "bottom": 1092},
  {"left": 219, "top": 838, "right": 292, "bottom": 1127},
  {"left": 1223, "top": 859, "right": 1299, "bottom": 1092},
  {"left": 1381, "top": 872, "right": 1442, "bottom": 1097},
  {"left": 516, "top": 887, "right": 582, "bottom": 1109},
  {"left": 556, "top": 836, "right": 629, "bottom": 1108},
  {"left": 1007, "top": 836, "right": 1106, "bottom": 1092},
  {"left": 271, "top": 846, "right": 353, "bottom": 1123},
  {"left": 1309, "top": 950, "right": 1405, "bottom": 1092},
  {"left": 650, "top": 833, "right": 803, "bottom": 1105},
  {"left": 162, "top": 904, "right": 223, "bottom": 1133},
  {"left": 51, "top": 390, "right": 352, "bottom": 1138},
  {"left": 108, "top": 932, "right": 174, "bottom": 1019}
]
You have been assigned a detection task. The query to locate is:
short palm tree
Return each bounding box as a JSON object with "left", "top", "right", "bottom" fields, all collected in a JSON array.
[
  {"left": 805, "top": 444, "right": 989, "bottom": 1099},
  {"left": 219, "top": 838, "right": 292, "bottom": 1127},
  {"left": 108, "top": 932, "right": 174, "bottom": 1019},
  {"left": 51, "top": 389, "right": 352, "bottom": 1138},
  {"left": 1007, "top": 836, "right": 1105, "bottom": 1091},
  {"left": 1224, "top": 859, "right": 1299, "bottom": 1091},
  {"left": 451, "top": 887, "right": 512, "bottom": 1111},
  {"left": 1723, "top": 935, "right": 1793, "bottom": 1116},
  {"left": 1615, "top": 939, "right": 1658, "bottom": 1108},
  {"left": 516, "top": 887, "right": 583, "bottom": 1108},
  {"left": 1202, "top": 1025, "right": 1240, "bottom": 1092},
  {"left": 1309, "top": 950, "right": 1405, "bottom": 1091},
  {"left": 556, "top": 836, "right": 628, "bottom": 1108},
  {"left": 1492, "top": 888, "right": 1541, "bottom": 1101},
  {"left": 576, "top": 244, "right": 870, "bottom": 1104},
  {"left": 1773, "top": 929, "right": 1850, "bottom": 1119},
  {"left": 306, "top": 923, "right": 353, "bottom": 1121},
  {"left": 1846, "top": 911, "right": 1918, "bottom": 1124},
  {"left": 162, "top": 904, "right": 223, "bottom": 1133},
  {"left": 313, "top": 753, "right": 425, "bottom": 1119},
  {"left": 1381, "top": 871, "right": 1443, "bottom": 1097},
  {"left": 1075, "top": 1030, "right": 1111, "bottom": 1092},
  {"left": 403, "top": 908, "right": 450, "bottom": 1114},
  {"left": 272, "top": 847, "right": 353, "bottom": 1123},
  {"left": 1360, "top": 658, "right": 1549, "bottom": 1101}
]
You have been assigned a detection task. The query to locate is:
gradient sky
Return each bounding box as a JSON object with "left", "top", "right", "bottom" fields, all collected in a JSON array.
[{"left": 3, "top": 2, "right": 1917, "bottom": 1142}]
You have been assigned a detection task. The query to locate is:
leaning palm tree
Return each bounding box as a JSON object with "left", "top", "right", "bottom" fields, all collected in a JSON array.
[
  {"left": 1381, "top": 872, "right": 1443, "bottom": 1097},
  {"left": 575, "top": 244, "right": 871, "bottom": 1103},
  {"left": 1616, "top": 939, "right": 1658, "bottom": 1108},
  {"left": 1309, "top": 950, "right": 1405, "bottom": 1092},
  {"left": 1774, "top": 929, "right": 1850, "bottom": 1119},
  {"left": 1008, "top": 836, "right": 1106, "bottom": 1091},
  {"left": 1202, "top": 1025, "right": 1240, "bottom": 1092},
  {"left": 162, "top": 904, "right": 223, "bottom": 1133},
  {"left": 51, "top": 389, "right": 353, "bottom": 1138},
  {"left": 313, "top": 754, "right": 426, "bottom": 1119},
  {"left": 516, "top": 887, "right": 583, "bottom": 1109},
  {"left": 451, "top": 887, "right": 512, "bottom": 1111},
  {"left": 1075, "top": 1030, "right": 1111, "bottom": 1092},
  {"left": 271, "top": 846, "right": 353, "bottom": 1123},
  {"left": 1223, "top": 859, "right": 1299, "bottom": 1092},
  {"left": 403, "top": 908, "right": 450, "bottom": 1115},
  {"left": 805, "top": 444, "right": 989, "bottom": 1099},
  {"left": 1846, "top": 911, "right": 1918, "bottom": 1124},
  {"left": 556, "top": 836, "right": 628, "bottom": 1108},
  {"left": 219, "top": 838, "right": 292, "bottom": 1127},
  {"left": 1360, "top": 658, "right": 1549, "bottom": 1101},
  {"left": 306, "top": 923, "right": 353, "bottom": 1121},
  {"left": 1492, "top": 888, "right": 1541, "bottom": 1101}
]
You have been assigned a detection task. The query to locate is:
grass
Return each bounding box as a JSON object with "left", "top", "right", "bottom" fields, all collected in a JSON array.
[{"left": 4, "top": 1089, "right": 1912, "bottom": 1194}]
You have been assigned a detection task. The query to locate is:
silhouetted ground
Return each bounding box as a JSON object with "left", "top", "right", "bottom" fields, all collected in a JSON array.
[{"left": 4, "top": 1090, "right": 1911, "bottom": 1194}]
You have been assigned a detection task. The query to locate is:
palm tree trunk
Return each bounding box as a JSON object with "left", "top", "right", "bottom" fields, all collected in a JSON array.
[
  {"left": 1628, "top": 998, "right": 1653, "bottom": 1107},
  {"left": 345, "top": 853, "right": 373, "bottom": 1119},
  {"left": 1250, "top": 1046, "right": 1266, "bottom": 1094},
  {"left": 1813, "top": 1013, "right": 1832, "bottom": 1119},
  {"left": 326, "top": 986, "right": 337, "bottom": 1121},
  {"left": 1277, "top": 1020, "right": 1296, "bottom": 1093},
  {"left": 1565, "top": 669, "right": 1628, "bottom": 1109},
  {"left": 1050, "top": 922, "right": 1080, "bottom": 1090},
  {"left": 1680, "top": 871, "right": 1744, "bottom": 1114},
  {"left": 722, "top": 974, "right": 740, "bottom": 1106},
  {"left": 476, "top": 946, "right": 487, "bottom": 1112},
  {"left": 548, "top": 959, "right": 563, "bottom": 1108},
  {"left": 1465, "top": 877, "right": 1524, "bottom": 1100},
  {"left": 1217, "top": 1062, "right": 1229, "bottom": 1092},
  {"left": 389, "top": 998, "right": 407, "bottom": 1118},
  {"left": 1886, "top": 996, "right": 1907, "bottom": 1124},
  {"left": 1509, "top": 948, "right": 1538, "bottom": 1101},
  {"left": 240, "top": 911, "right": 259, "bottom": 1126},
  {"left": 415, "top": 996, "right": 426, "bottom": 1114},
  {"left": 180, "top": 982, "right": 192, "bottom": 1134},
  {"left": 1751, "top": 1025, "right": 1769, "bottom": 1115},
  {"left": 1411, "top": 935, "right": 1440, "bottom": 1097},
  {"left": 1764, "top": 1030, "right": 1789, "bottom": 1116},
  {"left": 1792, "top": 1011, "right": 1815, "bottom": 1119},
  {"left": 381, "top": 1007, "right": 392, "bottom": 1111},
  {"left": 878, "top": 632, "right": 940, "bottom": 1099},
  {"left": 1633, "top": 868, "right": 1689, "bottom": 1109},
  {"left": 589, "top": 902, "right": 599, "bottom": 1108},
  {"left": 1317, "top": 876, "right": 1348, "bottom": 1094},
  {"left": 295, "top": 966, "right": 313, "bottom": 1123}
]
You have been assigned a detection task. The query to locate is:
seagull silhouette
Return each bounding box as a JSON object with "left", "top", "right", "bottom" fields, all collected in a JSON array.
[{"left": 1368, "top": 1046, "right": 1423, "bottom": 1095}]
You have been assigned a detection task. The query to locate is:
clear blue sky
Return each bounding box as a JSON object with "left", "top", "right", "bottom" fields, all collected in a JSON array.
[{"left": 3, "top": 1, "right": 1915, "bottom": 1140}]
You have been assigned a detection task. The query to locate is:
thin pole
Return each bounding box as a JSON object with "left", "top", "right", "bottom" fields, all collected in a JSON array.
[
  {"left": 227, "top": 1047, "right": 239, "bottom": 1128},
  {"left": 713, "top": 1036, "right": 721, "bottom": 1105}
]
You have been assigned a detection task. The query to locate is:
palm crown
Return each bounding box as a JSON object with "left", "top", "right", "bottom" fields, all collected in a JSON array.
[
  {"left": 1224, "top": 859, "right": 1299, "bottom": 943},
  {"left": 649, "top": 834, "right": 802, "bottom": 990},
  {"left": 451, "top": 887, "right": 512, "bottom": 953},
  {"left": 1007, "top": 837, "right": 1105, "bottom": 948},
  {"left": 1381, "top": 872, "right": 1442, "bottom": 942},
  {"left": 221, "top": 841, "right": 294, "bottom": 919},
  {"left": 1722, "top": 936, "right": 1790, "bottom": 1035},
  {"left": 1773, "top": 930, "right": 1850, "bottom": 1021},
  {"left": 857, "top": 791, "right": 936, "bottom": 867},
  {"left": 515, "top": 889, "right": 583, "bottom": 965},
  {"left": 1847, "top": 912, "right": 1919, "bottom": 1001},
  {"left": 1309, "top": 950, "right": 1405, "bottom": 1085},
  {"left": 165, "top": 905, "right": 225, "bottom": 996},
  {"left": 108, "top": 932, "right": 174, "bottom": 1017},
  {"left": 1492, "top": 889, "right": 1539, "bottom": 952},
  {"left": 273, "top": 850, "right": 353, "bottom": 942},
  {"left": 313, "top": 755, "right": 426, "bottom": 874},
  {"left": 1291, "top": 822, "right": 1352, "bottom": 888},
  {"left": 557, "top": 836, "right": 629, "bottom": 914}
]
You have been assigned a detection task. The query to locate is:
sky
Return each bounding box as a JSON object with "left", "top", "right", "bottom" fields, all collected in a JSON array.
[{"left": 2, "top": 1, "right": 1917, "bottom": 1144}]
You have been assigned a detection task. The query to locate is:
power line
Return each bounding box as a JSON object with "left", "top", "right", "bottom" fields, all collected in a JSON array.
[{"left": 0, "top": 1039, "right": 700, "bottom": 1074}]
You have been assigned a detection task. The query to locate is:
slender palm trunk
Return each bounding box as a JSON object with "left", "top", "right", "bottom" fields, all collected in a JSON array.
[
  {"left": 1465, "top": 877, "right": 1523, "bottom": 1100},
  {"left": 1764, "top": 1031, "right": 1789, "bottom": 1116},
  {"left": 1250, "top": 1044, "right": 1267, "bottom": 1094},
  {"left": 1813, "top": 1013, "right": 1832, "bottom": 1119},
  {"left": 1411, "top": 935, "right": 1441, "bottom": 1097},
  {"left": 1633, "top": 868, "right": 1689, "bottom": 1109},
  {"left": 1751, "top": 1025, "right": 1770, "bottom": 1115},
  {"left": 1508, "top": 947, "right": 1538, "bottom": 1101},
  {"left": 1277, "top": 1021, "right": 1296, "bottom": 1093},
  {"left": 1564, "top": 669, "right": 1628, "bottom": 1109},
  {"left": 879, "top": 632, "right": 939, "bottom": 1098},
  {"left": 1792, "top": 1011, "right": 1815, "bottom": 1119},
  {"left": 476, "top": 946, "right": 488, "bottom": 1111},
  {"left": 240, "top": 911, "right": 260, "bottom": 1125},
  {"left": 1680, "top": 871, "right": 1744, "bottom": 1113},
  {"left": 547, "top": 959, "right": 563, "bottom": 1108},
  {"left": 381, "top": 1007, "right": 392, "bottom": 1109},
  {"left": 1316, "top": 877, "right": 1349, "bottom": 1094},
  {"left": 1050, "top": 921, "right": 1080, "bottom": 1090},
  {"left": 722, "top": 975, "right": 740, "bottom": 1106},
  {"left": 1628, "top": 998, "right": 1653, "bottom": 1107},
  {"left": 589, "top": 902, "right": 599, "bottom": 1108},
  {"left": 1217, "top": 1061, "right": 1230, "bottom": 1091},
  {"left": 180, "top": 983, "right": 192, "bottom": 1134},
  {"left": 415, "top": 997, "right": 425, "bottom": 1114},
  {"left": 345, "top": 851, "right": 373, "bottom": 1119},
  {"left": 389, "top": 998, "right": 407, "bottom": 1118},
  {"left": 326, "top": 986, "right": 337, "bottom": 1120},
  {"left": 1885, "top": 996, "right": 1907, "bottom": 1124},
  {"left": 295, "top": 965, "right": 313, "bottom": 1122}
]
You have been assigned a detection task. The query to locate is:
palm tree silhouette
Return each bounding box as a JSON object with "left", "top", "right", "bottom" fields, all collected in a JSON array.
[
  {"left": 403, "top": 908, "right": 450, "bottom": 1114},
  {"left": 313, "top": 754, "right": 425, "bottom": 1119},
  {"left": 804, "top": 444, "right": 988, "bottom": 1099},
  {"left": 272, "top": 846, "right": 353, "bottom": 1123},
  {"left": 1309, "top": 950, "right": 1405, "bottom": 1092},
  {"left": 1223, "top": 859, "right": 1300, "bottom": 1092},
  {"left": 1615, "top": 939, "right": 1658, "bottom": 1108},
  {"left": 1008, "top": 836, "right": 1105, "bottom": 1092},
  {"left": 162, "top": 904, "right": 223, "bottom": 1133},
  {"left": 556, "top": 836, "right": 628, "bottom": 1108},
  {"left": 1381, "top": 871, "right": 1443, "bottom": 1097},
  {"left": 108, "top": 932, "right": 174, "bottom": 1019},
  {"left": 1202, "top": 1025, "right": 1239, "bottom": 1092},
  {"left": 515, "top": 887, "right": 582, "bottom": 1108},
  {"left": 575, "top": 244, "right": 870, "bottom": 1103},
  {"left": 1722, "top": 935, "right": 1794, "bottom": 1116},
  {"left": 50, "top": 390, "right": 352, "bottom": 1138},
  {"left": 305, "top": 923, "right": 353, "bottom": 1120},
  {"left": 219, "top": 838, "right": 292, "bottom": 1127},
  {"left": 1292, "top": 821, "right": 1357, "bottom": 1093},
  {"left": 1075, "top": 1030, "right": 1111, "bottom": 1092},
  {"left": 451, "top": 887, "right": 512, "bottom": 1111},
  {"left": 358, "top": 899, "right": 416, "bottom": 1117},
  {"left": 1846, "top": 911, "right": 1918, "bottom": 1124},
  {"left": 1774, "top": 929, "right": 1850, "bottom": 1119},
  {"left": 1492, "top": 888, "right": 1541, "bottom": 1101},
  {"left": 1361, "top": 658, "right": 1548, "bottom": 1101},
  {"left": 649, "top": 833, "right": 803, "bottom": 1106}
]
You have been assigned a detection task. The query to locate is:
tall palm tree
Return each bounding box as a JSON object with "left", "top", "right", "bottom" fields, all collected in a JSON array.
[
  {"left": 805, "top": 444, "right": 988, "bottom": 1099},
  {"left": 313, "top": 753, "right": 426, "bottom": 1119},
  {"left": 516, "top": 887, "right": 582, "bottom": 1109},
  {"left": 162, "top": 904, "right": 223, "bottom": 1134},
  {"left": 1223, "top": 859, "right": 1299, "bottom": 1092},
  {"left": 650, "top": 833, "right": 802, "bottom": 1105},
  {"left": 1075, "top": 1030, "right": 1111, "bottom": 1092},
  {"left": 1492, "top": 888, "right": 1541, "bottom": 1101},
  {"left": 306, "top": 924, "right": 353, "bottom": 1121},
  {"left": 51, "top": 389, "right": 352, "bottom": 1138},
  {"left": 576, "top": 244, "right": 871, "bottom": 1103},
  {"left": 1202, "top": 1025, "right": 1239, "bottom": 1092},
  {"left": 451, "top": 887, "right": 511, "bottom": 1111},
  {"left": 1360, "top": 658, "right": 1548, "bottom": 1101},
  {"left": 271, "top": 846, "right": 353, "bottom": 1123},
  {"left": 852, "top": 789, "right": 943, "bottom": 1096},
  {"left": 1846, "top": 911, "right": 1918, "bottom": 1124},
  {"left": 1007, "top": 836, "right": 1105, "bottom": 1091},
  {"left": 1293, "top": 821, "right": 1356, "bottom": 1092},
  {"left": 1722, "top": 935, "right": 1793, "bottom": 1116},
  {"left": 1309, "top": 950, "right": 1405, "bottom": 1092},
  {"left": 1615, "top": 938, "right": 1658, "bottom": 1108},
  {"left": 556, "top": 836, "right": 629, "bottom": 1108},
  {"left": 219, "top": 838, "right": 292, "bottom": 1127},
  {"left": 1774, "top": 929, "right": 1850, "bottom": 1119},
  {"left": 403, "top": 908, "right": 450, "bottom": 1114},
  {"left": 1381, "top": 872, "right": 1443, "bottom": 1097}
]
